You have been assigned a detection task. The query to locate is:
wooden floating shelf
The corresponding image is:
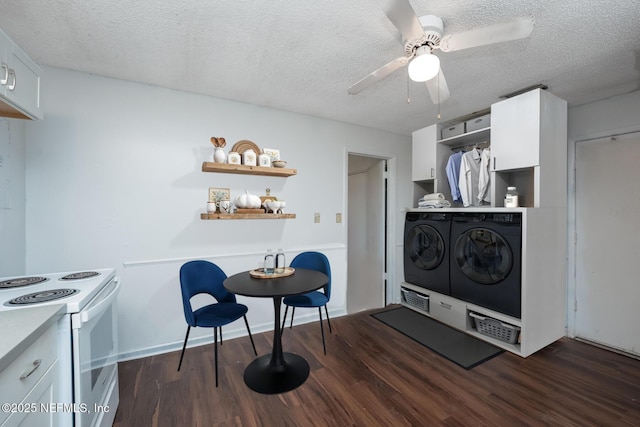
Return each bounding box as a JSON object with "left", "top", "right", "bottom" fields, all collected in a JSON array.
[
  {"left": 201, "top": 213, "right": 296, "bottom": 220},
  {"left": 201, "top": 162, "right": 297, "bottom": 177}
]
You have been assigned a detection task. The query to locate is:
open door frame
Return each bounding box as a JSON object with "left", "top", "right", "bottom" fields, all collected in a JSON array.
[{"left": 345, "top": 149, "right": 398, "bottom": 312}]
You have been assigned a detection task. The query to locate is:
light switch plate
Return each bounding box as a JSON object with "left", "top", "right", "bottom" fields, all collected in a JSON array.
[
  {"left": 336, "top": 213, "right": 342, "bottom": 223},
  {"left": 314, "top": 213, "right": 320, "bottom": 223}
]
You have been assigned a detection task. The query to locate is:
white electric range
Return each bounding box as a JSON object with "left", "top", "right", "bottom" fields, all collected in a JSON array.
[{"left": 0, "top": 268, "right": 120, "bottom": 427}]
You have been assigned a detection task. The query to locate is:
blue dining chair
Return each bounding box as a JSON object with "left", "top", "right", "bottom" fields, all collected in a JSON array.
[
  {"left": 281, "top": 251, "right": 332, "bottom": 354},
  {"left": 177, "top": 260, "right": 256, "bottom": 387}
]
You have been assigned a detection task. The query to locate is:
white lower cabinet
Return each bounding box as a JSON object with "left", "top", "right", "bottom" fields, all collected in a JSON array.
[
  {"left": 0, "top": 324, "right": 60, "bottom": 427},
  {"left": 401, "top": 282, "right": 526, "bottom": 355},
  {"left": 400, "top": 206, "right": 566, "bottom": 358},
  {"left": 428, "top": 293, "right": 466, "bottom": 331}
]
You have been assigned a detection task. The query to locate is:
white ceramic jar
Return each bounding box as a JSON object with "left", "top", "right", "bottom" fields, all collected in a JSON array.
[
  {"left": 243, "top": 149, "right": 257, "bottom": 166},
  {"left": 228, "top": 151, "right": 241, "bottom": 164}
]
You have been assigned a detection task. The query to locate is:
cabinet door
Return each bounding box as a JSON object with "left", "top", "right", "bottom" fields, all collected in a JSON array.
[
  {"left": 412, "top": 124, "right": 437, "bottom": 181},
  {"left": 6, "top": 44, "right": 41, "bottom": 119},
  {"left": 490, "top": 89, "right": 541, "bottom": 171},
  {"left": 0, "top": 30, "right": 11, "bottom": 98},
  {"left": 1, "top": 362, "right": 60, "bottom": 427}
]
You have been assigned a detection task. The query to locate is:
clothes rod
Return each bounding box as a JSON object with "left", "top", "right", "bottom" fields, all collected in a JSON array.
[{"left": 450, "top": 140, "right": 490, "bottom": 152}]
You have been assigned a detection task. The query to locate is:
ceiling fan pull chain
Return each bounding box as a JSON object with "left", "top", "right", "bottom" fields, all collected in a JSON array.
[
  {"left": 406, "top": 74, "right": 411, "bottom": 104},
  {"left": 437, "top": 70, "right": 441, "bottom": 119}
]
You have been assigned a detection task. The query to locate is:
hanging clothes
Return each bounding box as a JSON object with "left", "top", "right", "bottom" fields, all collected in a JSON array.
[
  {"left": 478, "top": 148, "right": 491, "bottom": 204},
  {"left": 445, "top": 151, "right": 463, "bottom": 203},
  {"left": 459, "top": 148, "right": 482, "bottom": 207}
]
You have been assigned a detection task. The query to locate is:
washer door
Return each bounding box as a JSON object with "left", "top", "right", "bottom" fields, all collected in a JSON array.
[
  {"left": 453, "top": 228, "right": 513, "bottom": 284},
  {"left": 406, "top": 225, "right": 446, "bottom": 270}
]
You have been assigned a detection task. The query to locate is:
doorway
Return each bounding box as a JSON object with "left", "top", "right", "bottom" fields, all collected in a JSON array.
[
  {"left": 574, "top": 131, "right": 640, "bottom": 357},
  {"left": 347, "top": 154, "right": 387, "bottom": 314}
]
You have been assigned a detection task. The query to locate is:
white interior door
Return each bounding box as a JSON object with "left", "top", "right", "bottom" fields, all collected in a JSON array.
[
  {"left": 575, "top": 132, "right": 640, "bottom": 356},
  {"left": 347, "top": 156, "right": 386, "bottom": 313}
]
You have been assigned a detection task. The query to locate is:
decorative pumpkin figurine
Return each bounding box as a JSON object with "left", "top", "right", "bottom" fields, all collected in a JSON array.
[{"left": 234, "top": 191, "right": 261, "bottom": 209}]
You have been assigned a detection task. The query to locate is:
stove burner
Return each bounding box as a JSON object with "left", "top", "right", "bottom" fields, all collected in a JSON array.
[
  {"left": 59, "top": 271, "right": 100, "bottom": 281},
  {"left": 0, "top": 277, "right": 49, "bottom": 289},
  {"left": 6, "top": 289, "right": 79, "bottom": 305}
]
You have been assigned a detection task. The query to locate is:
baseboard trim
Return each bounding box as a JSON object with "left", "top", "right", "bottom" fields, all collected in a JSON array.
[{"left": 117, "top": 307, "right": 348, "bottom": 362}]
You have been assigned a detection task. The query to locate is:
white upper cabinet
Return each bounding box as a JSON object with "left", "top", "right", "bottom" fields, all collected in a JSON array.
[
  {"left": 412, "top": 124, "right": 437, "bottom": 181},
  {"left": 0, "top": 28, "right": 42, "bottom": 120},
  {"left": 490, "top": 89, "right": 541, "bottom": 170},
  {"left": 490, "top": 88, "right": 566, "bottom": 172},
  {"left": 0, "top": 30, "right": 11, "bottom": 99}
]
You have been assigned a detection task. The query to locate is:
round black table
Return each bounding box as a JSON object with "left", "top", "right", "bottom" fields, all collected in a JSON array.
[{"left": 223, "top": 268, "right": 328, "bottom": 394}]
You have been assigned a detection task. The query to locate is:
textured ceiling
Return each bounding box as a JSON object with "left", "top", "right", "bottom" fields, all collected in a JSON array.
[{"left": 1, "top": 0, "right": 639, "bottom": 135}]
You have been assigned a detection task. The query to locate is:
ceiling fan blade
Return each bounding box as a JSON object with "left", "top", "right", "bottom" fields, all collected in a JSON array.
[
  {"left": 348, "top": 56, "right": 409, "bottom": 95},
  {"left": 384, "top": 0, "right": 425, "bottom": 42},
  {"left": 425, "top": 69, "right": 450, "bottom": 103},
  {"left": 439, "top": 16, "right": 535, "bottom": 52}
]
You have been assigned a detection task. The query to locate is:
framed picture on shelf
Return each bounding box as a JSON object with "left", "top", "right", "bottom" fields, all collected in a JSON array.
[
  {"left": 208, "top": 187, "right": 230, "bottom": 202},
  {"left": 263, "top": 148, "right": 280, "bottom": 161}
]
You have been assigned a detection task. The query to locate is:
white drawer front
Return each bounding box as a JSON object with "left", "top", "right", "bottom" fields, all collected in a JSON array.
[
  {"left": 429, "top": 294, "right": 466, "bottom": 330},
  {"left": 0, "top": 324, "right": 57, "bottom": 424}
]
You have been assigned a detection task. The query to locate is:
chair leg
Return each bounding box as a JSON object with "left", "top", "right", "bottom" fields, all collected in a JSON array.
[
  {"left": 243, "top": 315, "right": 257, "bottom": 355},
  {"left": 318, "top": 307, "right": 326, "bottom": 355},
  {"left": 214, "top": 327, "right": 219, "bottom": 387},
  {"left": 289, "top": 307, "right": 296, "bottom": 329},
  {"left": 177, "top": 326, "right": 191, "bottom": 371},
  {"left": 281, "top": 305, "right": 289, "bottom": 337},
  {"left": 324, "top": 305, "right": 333, "bottom": 333}
]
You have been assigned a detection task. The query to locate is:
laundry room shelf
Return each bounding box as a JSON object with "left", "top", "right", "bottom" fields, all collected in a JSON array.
[
  {"left": 201, "top": 162, "right": 297, "bottom": 177},
  {"left": 200, "top": 213, "right": 296, "bottom": 220}
]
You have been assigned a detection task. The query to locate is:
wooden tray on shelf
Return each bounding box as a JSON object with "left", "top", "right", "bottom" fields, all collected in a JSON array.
[{"left": 249, "top": 267, "right": 295, "bottom": 279}]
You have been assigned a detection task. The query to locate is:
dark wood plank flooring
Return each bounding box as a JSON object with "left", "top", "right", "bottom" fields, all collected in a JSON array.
[{"left": 113, "top": 306, "right": 640, "bottom": 426}]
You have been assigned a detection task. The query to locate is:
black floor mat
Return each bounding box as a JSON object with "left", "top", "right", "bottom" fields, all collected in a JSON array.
[{"left": 372, "top": 307, "right": 503, "bottom": 369}]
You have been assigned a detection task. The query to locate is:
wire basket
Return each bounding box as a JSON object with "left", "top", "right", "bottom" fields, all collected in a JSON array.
[
  {"left": 401, "top": 287, "right": 429, "bottom": 312},
  {"left": 469, "top": 312, "right": 520, "bottom": 344}
]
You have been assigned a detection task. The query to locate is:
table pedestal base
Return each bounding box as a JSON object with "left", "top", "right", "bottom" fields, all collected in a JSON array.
[{"left": 243, "top": 352, "right": 310, "bottom": 394}]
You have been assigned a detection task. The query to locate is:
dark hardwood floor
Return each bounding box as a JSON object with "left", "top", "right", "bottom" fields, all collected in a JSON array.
[{"left": 113, "top": 306, "right": 640, "bottom": 426}]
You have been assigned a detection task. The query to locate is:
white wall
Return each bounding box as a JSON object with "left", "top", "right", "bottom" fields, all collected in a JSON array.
[
  {"left": 23, "top": 66, "right": 413, "bottom": 360},
  {"left": 566, "top": 89, "right": 640, "bottom": 336},
  {"left": 0, "top": 118, "right": 26, "bottom": 276}
]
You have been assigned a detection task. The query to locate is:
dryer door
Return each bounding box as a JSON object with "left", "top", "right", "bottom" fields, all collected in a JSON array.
[
  {"left": 452, "top": 228, "right": 513, "bottom": 285},
  {"left": 407, "top": 224, "right": 446, "bottom": 271}
]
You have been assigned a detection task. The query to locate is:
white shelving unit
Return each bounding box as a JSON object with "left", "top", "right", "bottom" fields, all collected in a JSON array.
[{"left": 407, "top": 89, "right": 568, "bottom": 357}]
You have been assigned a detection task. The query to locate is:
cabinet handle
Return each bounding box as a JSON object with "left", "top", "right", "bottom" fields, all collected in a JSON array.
[
  {"left": 493, "top": 157, "right": 496, "bottom": 170},
  {"left": 20, "top": 359, "right": 42, "bottom": 380},
  {"left": 439, "top": 301, "right": 452, "bottom": 310},
  {"left": 430, "top": 168, "right": 434, "bottom": 178},
  {"left": 0, "top": 63, "right": 8, "bottom": 85},
  {"left": 7, "top": 69, "right": 16, "bottom": 91}
]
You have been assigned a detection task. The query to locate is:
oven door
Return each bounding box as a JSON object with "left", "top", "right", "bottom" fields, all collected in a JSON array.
[{"left": 71, "top": 276, "right": 120, "bottom": 427}]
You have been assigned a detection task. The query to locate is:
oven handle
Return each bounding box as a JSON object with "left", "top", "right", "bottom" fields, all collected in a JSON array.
[{"left": 73, "top": 277, "right": 120, "bottom": 328}]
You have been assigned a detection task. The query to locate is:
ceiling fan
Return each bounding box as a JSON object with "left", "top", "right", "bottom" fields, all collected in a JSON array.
[{"left": 347, "top": 0, "right": 535, "bottom": 103}]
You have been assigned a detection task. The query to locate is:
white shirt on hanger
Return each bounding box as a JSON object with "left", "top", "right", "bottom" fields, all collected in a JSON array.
[
  {"left": 459, "top": 148, "right": 482, "bottom": 207},
  {"left": 478, "top": 148, "right": 491, "bottom": 204}
]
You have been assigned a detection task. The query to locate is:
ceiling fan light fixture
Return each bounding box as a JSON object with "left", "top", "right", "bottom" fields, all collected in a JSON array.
[{"left": 408, "top": 46, "right": 440, "bottom": 82}]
